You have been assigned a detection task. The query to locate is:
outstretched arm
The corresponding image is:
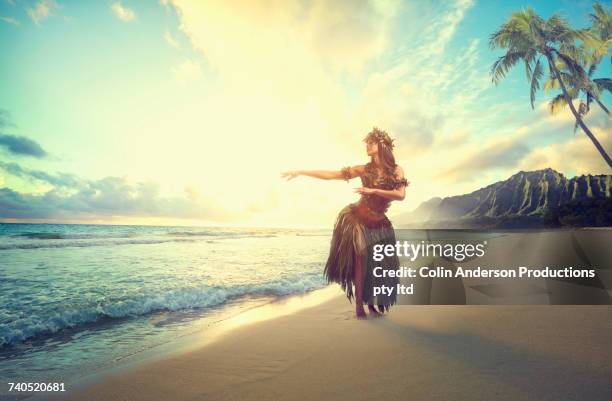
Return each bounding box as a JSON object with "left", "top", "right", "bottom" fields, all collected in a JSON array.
[{"left": 281, "top": 165, "right": 364, "bottom": 181}]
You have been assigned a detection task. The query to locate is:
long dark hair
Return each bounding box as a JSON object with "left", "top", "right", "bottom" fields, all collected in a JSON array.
[
  {"left": 364, "top": 127, "right": 397, "bottom": 175},
  {"left": 373, "top": 141, "right": 396, "bottom": 174}
]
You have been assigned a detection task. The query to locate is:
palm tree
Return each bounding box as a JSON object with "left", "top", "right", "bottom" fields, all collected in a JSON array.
[
  {"left": 589, "top": 3, "right": 611, "bottom": 54},
  {"left": 489, "top": 7, "right": 612, "bottom": 168},
  {"left": 544, "top": 3, "right": 611, "bottom": 124},
  {"left": 544, "top": 56, "right": 611, "bottom": 130}
]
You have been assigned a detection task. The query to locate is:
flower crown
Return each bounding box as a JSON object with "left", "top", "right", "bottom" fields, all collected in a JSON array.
[{"left": 363, "top": 127, "right": 394, "bottom": 149}]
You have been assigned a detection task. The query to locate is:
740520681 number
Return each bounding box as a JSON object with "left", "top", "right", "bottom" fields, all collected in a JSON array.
[{"left": 8, "top": 382, "right": 66, "bottom": 392}]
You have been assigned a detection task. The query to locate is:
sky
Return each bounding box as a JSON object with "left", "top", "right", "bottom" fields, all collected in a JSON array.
[{"left": 0, "top": 0, "right": 610, "bottom": 228}]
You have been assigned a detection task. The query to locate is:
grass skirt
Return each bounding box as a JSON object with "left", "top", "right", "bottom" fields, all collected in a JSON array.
[{"left": 323, "top": 204, "right": 399, "bottom": 312}]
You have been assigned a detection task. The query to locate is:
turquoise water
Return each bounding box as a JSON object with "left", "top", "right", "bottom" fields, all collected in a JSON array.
[{"left": 0, "top": 223, "right": 332, "bottom": 389}]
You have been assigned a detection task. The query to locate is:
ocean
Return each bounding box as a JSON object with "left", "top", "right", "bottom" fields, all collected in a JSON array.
[{"left": 0, "top": 223, "right": 332, "bottom": 389}]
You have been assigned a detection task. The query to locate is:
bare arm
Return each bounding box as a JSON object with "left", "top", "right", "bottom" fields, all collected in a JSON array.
[
  {"left": 283, "top": 170, "right": 343, "bottom": 180},
  {"left": 371, "top": 187, "right": 406, "bottom": 201},
  {"left": 281, "top": 165, "right": 364, "bottom": 181}
]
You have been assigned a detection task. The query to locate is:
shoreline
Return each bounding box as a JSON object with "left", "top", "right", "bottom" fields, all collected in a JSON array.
[{"left": 24, "top": 285, "right": 342, "bottom": 401}]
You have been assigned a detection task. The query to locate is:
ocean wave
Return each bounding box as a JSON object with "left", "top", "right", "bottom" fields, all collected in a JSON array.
[
  {"left": 0, "top": 274, "right": 326, "bottom": 348},
  {"left": 0, "top": 238, "right": 198, "bottom": 250},
  {"left": 168, "top": 231, "right": 279, "bottom": 239},
  {"left": 0, "top": 234, "right": 284, "bottom": 250},
  {"left": 167, "top": 231, "right": 219, "bottom": 237},
  {"left": 11, "top": 232, "right": 139, "bottom": 240}
]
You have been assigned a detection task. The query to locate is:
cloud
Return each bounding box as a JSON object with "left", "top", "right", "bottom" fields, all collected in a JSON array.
[
  {"left": 0, "top": 110, "right": 47, "bottom": 158},
  {"left": 0, "top": 163, "right": 238, "bottom": 221},
  {"left": 0, "top": 16, "right": 19, "bottom": 26},
  {"left": 172, "top": 59, "right": 201, "bottom": 84},
  {"left": 168, "top": 0, "right": 398, "bottom": 79},
  {"left": 162, "top": 0, "right": 476, "bottom": 155},
  {"left": 164, "top": 31, "right": 181, "bottom": 49},
  {"left": 350, "top": 0, "right": 481, "bottom": 157},
  {"left": 26, "top": 0, "right": 57, "bottom": 25},
  {"left": 521, "top": 127, "right": 612, "bottom": 176},
  {"left": 434, "top": 132, "right": 531, "bottom": 182},
  {"left": 299, "top": 0, "right": 399, "bottom": 76},
  {"left": 432, "top": 104, "right": 612, "bottom": 184},
  {"left": 151, "top": 0, "right": 495, "bottom": 223},
  {"left": 0, "top": 161, "right": 79, "bottom": 187},
  {"left": 111, "top": 2, "right": 136, "bottom": 22},
  {"left": 0, "top": 134, "right": 48, "bottom": 158}
]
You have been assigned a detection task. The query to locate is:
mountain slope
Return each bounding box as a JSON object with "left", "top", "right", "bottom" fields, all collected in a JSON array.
[{"left": 394, "top": 168, "right": 612, "bottom": 228}]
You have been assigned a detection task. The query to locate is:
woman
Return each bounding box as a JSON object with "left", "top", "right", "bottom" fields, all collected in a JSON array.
[{"left": 281, "top": 127, "right": 409, "bottom": 319}]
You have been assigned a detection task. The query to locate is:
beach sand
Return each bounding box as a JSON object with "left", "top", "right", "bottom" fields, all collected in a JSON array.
[
  {"left": 48, "top": 229, "right": 612, "bottom": 401},
  {"left": 48, "top": 296, "right": 612, "bottom": 401}
]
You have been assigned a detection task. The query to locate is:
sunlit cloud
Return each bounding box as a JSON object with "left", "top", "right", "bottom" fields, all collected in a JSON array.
[
  {"left": 26, "top": 0, "right": 57, "bottom": 25},
  {"left": 521, "top": 130, "right": 611, "bottom": 176},
  {"left": 172, "top": 59, "right": 201, "bottom": 84},
  {"left": 521, "top": 105, "right": 612, "bottom": 176},
  {"left": 435, "top": 131, "right": 531, "bottom": 182},
  {"left": 111, "top": 2, "right": 136, "bottom": 22},
  {"left": 164, "top": 30, "right": 180, "bottom": 49},
  {"left": 113, "top": 0, "right": 502, "bottom": 225}
]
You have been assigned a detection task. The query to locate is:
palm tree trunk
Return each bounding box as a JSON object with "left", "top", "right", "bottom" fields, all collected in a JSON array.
[
  {"left": 593, "top": 96, "right": 611, "bottom": 116},
  {"left": 546, "top": 53, "right": 612, "bottom": 168}
]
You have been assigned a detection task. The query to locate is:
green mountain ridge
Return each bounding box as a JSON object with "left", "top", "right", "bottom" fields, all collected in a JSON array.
[{"left": 394, "top": 168, "right": 612, "bottom": 228}]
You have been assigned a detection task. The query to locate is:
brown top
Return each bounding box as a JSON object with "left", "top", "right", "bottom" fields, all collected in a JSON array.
[{"left": 340, "top": 162, "right": 408, "bottom": 228}]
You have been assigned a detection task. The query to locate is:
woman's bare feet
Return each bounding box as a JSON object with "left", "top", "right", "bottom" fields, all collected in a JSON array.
[
  {"left": 368, "top": 304, "right": 382, "bottom": 317},
  {"left": 356, "top": 305, "right": 367, "bottom": 319}
]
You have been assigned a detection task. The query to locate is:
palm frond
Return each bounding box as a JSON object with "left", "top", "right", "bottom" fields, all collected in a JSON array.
[
  {"left": 546, "top": 14, "right": 578, "bottom": 44},
  {"left": 553, "top": 50, "right": 589, "bottom": 82},
  {"left": 589, "top": 3, "right": 612, "bottom": 41},
  {"left": 490, "top": 8, "right": 540, "bottom": 50},
  {"left": 549, "top": 94, "right": 567, "bottom": 115},
  {"left": 529, "top": 59, "right": 543, "bottom": 108},
  {"left": 490, "top": 51, "right": 525, "bottom": 84},
  {"left": 588, "top": 82, "right": 602, "bottom": 99},
  {"left": 594, "top": 78, "right": 612, "bottom": 93},
  {"left": 559, "top": 41, "right": 589, "bottom": 66},
  {"left": 543, "top": 75, "right": 558, "bottom": 94},
  {"left": 587, "top": 62, "right": 598, "bottom": 78},
  {"left": 589, "top": 38, "right": 612, "bottom": 60},
  {"left": 524, "top": 59, "right": 533, "bottom": 82},
  {"left": 586, "top": 93, "right": 593, "bottom": 114},
  {"left": 489, "top": 24, "right": 532, "bottom": 50},
  {"left": 567, "top": 87, "right": 579, "bottom": 98}
]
